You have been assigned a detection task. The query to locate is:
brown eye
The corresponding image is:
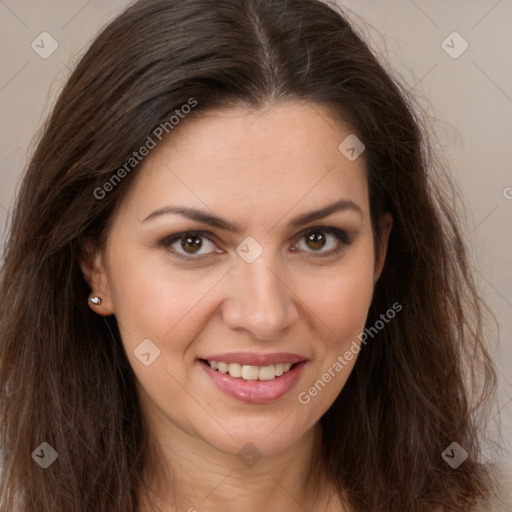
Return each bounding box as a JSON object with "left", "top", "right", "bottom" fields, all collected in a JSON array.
[
  {"left": 160, "top": 231, "right": 219, "bottom": 260},
  {"left": 294, "top": 227, "right": 351, "bottom": 257},
  {"left": 305, "top": 231, "right": 327, "bottom": 251},
  {"left": 181, "top": 234, "right": 203, "bottom": 253}
]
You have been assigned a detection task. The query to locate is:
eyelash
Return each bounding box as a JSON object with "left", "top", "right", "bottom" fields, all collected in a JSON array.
[{"left": 159, "top": 226, "right": 352, "bottom": 262}]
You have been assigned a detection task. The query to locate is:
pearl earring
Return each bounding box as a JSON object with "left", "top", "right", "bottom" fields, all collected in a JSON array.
[{"left": 89, "top": 296, "right": 102, "bottom": 306}]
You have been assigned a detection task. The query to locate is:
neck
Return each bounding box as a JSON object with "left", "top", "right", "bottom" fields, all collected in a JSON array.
[{"left": 137, "top": 420, "right": 343, "bottom": 512}]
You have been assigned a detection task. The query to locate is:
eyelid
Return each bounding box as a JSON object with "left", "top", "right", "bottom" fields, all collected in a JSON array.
[
  {"left": 291, "top": 226, "right": 352, "bottom": 258},
  {"left": 299, "top": 225, "right": 353, "bottom": 245},
  {"left": 160, "top": 230, "right": 220, "bottom": 260},
  {"left": 159, "top": 226, "right": 352, "bottom": 261}
]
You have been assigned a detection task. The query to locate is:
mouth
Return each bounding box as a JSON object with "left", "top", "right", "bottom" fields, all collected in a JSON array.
[
  {"left": 198, "top": 354, "right": 308, "bottom": 404},
  {"left": 200, "top": 359, "right": 298, "bottom": 381}
]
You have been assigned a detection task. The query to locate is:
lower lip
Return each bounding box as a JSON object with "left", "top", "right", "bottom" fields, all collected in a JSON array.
[{"left": 199, "top": 360, "right": 307, "bottom": 404}]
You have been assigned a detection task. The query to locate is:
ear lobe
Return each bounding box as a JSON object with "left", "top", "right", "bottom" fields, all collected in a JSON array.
[
  {"left": 374, "top": 212, "right": 393, "bottom": 282},
  {"left": 79, "top": 238, "right": 114, "bottom": 316}
]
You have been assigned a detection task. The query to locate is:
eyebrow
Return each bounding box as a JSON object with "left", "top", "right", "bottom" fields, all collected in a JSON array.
[{"left": 141, "top": 199, "right": 363, "bottom": 233}]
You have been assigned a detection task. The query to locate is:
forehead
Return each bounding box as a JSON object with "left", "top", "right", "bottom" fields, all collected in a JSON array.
[{"left": 117, "top": 101, "right": 369, "bottom": 225}]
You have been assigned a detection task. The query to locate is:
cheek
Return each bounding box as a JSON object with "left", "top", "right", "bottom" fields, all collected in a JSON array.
[
  {"left": 299, "top": 262, "right": 375, "bottom": 349},
  {"left": 106, "top": 253, "right": 222, "bottom": 356},
  {"left": 293, "top": 262, "right": 374, "bottom": 418}
]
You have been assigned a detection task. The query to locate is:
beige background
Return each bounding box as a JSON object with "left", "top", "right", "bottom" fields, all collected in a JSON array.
[{"left": 0, "top": 0, "right": 510, "bottom": 467}]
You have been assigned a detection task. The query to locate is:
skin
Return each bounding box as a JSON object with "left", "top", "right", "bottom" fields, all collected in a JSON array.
[{"left": 80, "top": 101, "right": 392, "bottom": 512}]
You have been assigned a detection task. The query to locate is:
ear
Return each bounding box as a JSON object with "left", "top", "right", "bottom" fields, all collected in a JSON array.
[
  {"left": 374, "top": 212, "right": 393, "bottom": 282},
  {"left": 79, "top": 238, "right": 114, "bottom": 316}
]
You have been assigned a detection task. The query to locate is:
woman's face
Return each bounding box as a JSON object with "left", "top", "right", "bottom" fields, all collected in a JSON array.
[{"left": 84, "top": 101, "right": 390, "bottom": 458}]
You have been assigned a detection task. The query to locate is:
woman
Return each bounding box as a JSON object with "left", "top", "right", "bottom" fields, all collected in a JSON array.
[{"left": 0, "top": 0, "right": 508, "bottom": 510}]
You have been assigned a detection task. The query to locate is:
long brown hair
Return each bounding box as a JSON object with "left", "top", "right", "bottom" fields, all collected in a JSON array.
[{"left": 0, "top": 0, "right": 500, "bottom": 510}]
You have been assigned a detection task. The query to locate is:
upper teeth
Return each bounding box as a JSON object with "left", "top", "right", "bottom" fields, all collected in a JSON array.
[{"left": 207, "top": 361, "right": 293, "bottom": 380}]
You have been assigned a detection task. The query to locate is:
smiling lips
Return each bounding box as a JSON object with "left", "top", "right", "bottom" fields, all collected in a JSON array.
[
  {"left": 205, "top": 360, "right": 294, "bottom": 380},
  {"left": 199, "top": 352, "right": 308, "bottom": 403}
]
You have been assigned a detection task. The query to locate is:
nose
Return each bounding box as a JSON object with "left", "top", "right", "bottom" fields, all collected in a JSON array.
[{"left": 221, "top": 257, "right": 300, "bottom": 340}]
